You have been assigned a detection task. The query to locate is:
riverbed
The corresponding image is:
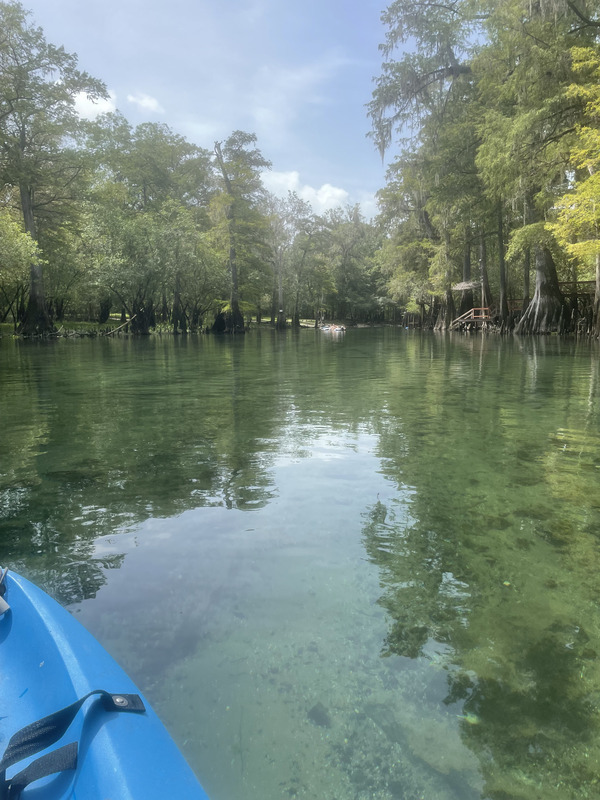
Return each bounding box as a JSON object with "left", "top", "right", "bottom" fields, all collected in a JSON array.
[{"left": 1, "top": 329, "right": 599, "bottom": 799}]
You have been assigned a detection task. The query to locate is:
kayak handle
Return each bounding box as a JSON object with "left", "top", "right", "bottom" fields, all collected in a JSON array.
[
  {"left": 0, "top": 689, "right": 146, "bottom": 799},
  {"left": 0, "top": 569, "right": 9, "bottom": 615}
]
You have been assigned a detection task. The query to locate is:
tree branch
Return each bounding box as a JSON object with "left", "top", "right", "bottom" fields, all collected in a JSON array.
[{"left": 565, "top": 0, "right": 600, "bottom": 27}]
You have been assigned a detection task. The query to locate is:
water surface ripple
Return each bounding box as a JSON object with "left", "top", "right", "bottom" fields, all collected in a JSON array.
[{"left": 1, "top": 330, "right": 600, "bottom": 799}]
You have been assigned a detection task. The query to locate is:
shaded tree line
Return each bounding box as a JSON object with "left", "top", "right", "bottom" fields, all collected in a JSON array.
[
  {"left": 369, "top": 0, "right": 600, "bottom": 335},
  {"left": 6, "top": 1, "right": 600, "bottom": 337},
  {"left": 0, "top": 2, "right": 389, "bottom": 336}
]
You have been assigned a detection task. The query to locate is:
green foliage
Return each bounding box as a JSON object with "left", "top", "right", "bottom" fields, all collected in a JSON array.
[
  {"left": 263, "top": 191, "right": 318, "bottom": 324},
  {"left": 371, "top": 0, "right": 600, "bottom": 330},
  {"left": 0, "top": 5, "right": 388, "bottom": 332},
  {"left": 212, "top": 132, "right": 273, "bottom": 326},
  {"left": 370, "top": 0, "right": 480, "bottom": 154},
  {"left": 506, "top": 222, "right": 553, "bottom": 263},
  {"left": 548, "top": 46, "right": 600, "bottom": 274},
  {"left": 0, "top": 209, "right": 38, "bottom": 324},
  {"left": 320, "top": 206, "right": 382, "bottom": 321},
  {"left": 0, "top": 2, "right": 107, "bottom": 196},
  {"left": 551, "top": 171, "right": 600, "bottom": 268},
  {"left": 377, "top": 238, "right": 435, "bottom": 305},
  {"left": 0, "top": 0, "right": 108, "bottom": 331},
  {"left": 0, "top": 210, "right": 38, "bottom": 278}
]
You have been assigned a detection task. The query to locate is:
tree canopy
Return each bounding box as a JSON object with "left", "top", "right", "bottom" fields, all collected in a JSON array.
[
  {"left": 4, "top": 0, "right": 600, "bottom": 335},
  {"left": 370, "top": 0, "right": 600, "bottom": 334},
  {"left": 0, "top": 3, "right": 385, "bottom": 335}
]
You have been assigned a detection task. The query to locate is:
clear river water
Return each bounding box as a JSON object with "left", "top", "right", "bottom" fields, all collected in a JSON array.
[{"left": 1, "top": 328, "right": 600, "bottom": 799}]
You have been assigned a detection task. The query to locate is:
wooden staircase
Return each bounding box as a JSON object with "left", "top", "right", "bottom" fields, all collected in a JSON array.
[{"left": 450, "top": 307, "right": 492, "bottom": 330}]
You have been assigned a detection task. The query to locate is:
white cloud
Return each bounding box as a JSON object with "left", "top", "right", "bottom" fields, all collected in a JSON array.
[
  {"left": 75, "top": 90, "right": 117, "bottom": 120},
  {"left": 262, "top": 170, "right": 349, "bottom": 214},
  {"left": 305, "top": 183, "right": 350, "bottom": 212},
  {"left": 262, "top": 170, "right": 379, "bottom": 218},
  {"left": 261, "top": 170, "right": 302, "bottom": 196},
  {"left": 356, "top": 191, "right": 379, "bottom": 221},
  {"left": 126, "top": 92, "right": 165, "bottom": 114}
]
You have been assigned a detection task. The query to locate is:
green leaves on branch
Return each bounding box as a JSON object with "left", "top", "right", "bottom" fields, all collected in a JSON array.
[{"left": 371, "top": 0, "right": 600, "bottom": 331}]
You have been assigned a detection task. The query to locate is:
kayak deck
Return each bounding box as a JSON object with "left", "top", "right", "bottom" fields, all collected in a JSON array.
[{"left": 0, "top": 570, "right": 210, "bottom": 799}]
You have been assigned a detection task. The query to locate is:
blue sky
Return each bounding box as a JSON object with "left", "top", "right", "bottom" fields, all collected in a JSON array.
[{"left": 22, "top": 0, "right": 389, "bottom": 217}]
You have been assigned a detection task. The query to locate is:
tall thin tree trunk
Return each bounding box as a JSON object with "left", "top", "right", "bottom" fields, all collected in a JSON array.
[
  {"left": 214, "top": 142, "right": 244, "bottom": 333},
  {"left": 459, "top": 229, "right": 474, "bottom": 315},
  {"left": 479, "top": 232, "right": 493, "bottom": 310},
  {"left": 276, "top": 265, "right": 286, "bottom": 330},
  {"left": 523, "top": 248, "right": 531, "bottom": 313},
  {"left": 522, "top": 197, "right": 531, "bottom": 314},
  {"left": 270, "top": 278, "right": 277, "bottom": 325},
  {"left": 593, "top": 252, "right": 600, "bottom": 337},
  {"left": 444, "top": 288, "right": 456, "bottom": 329},
  {"left": 17, "top": 183, "right": 53, "bottom": 335},
  {"left": 569, "top": 260, "right": 579, "bottom": 326},
  {"left": 172, "top": 272, "right": 186, "bottom": 334},
  {"left": 498, "top": 204, "right": 509, "bottom": 324},
  {"left": 440, "top": 229, "right": 455, "bottom": 330}
]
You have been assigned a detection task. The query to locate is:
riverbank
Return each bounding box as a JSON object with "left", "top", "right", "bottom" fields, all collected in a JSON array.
[{"left": 0, "top": 318, "right": 384, "bottom": 339}]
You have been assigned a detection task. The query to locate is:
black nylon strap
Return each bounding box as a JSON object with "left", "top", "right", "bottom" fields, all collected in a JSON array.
[
  {"left": 0, "top": 692, "right": 95, "bottom": 774},
  {"left": 0, "top": 690, "right": 145, "bottom": 773},
  {"left": 6, "top": 742, "right": 78, "bottom": 799},
  {"left": 1, "top": 690, "right": 95, "bottom": 773}
]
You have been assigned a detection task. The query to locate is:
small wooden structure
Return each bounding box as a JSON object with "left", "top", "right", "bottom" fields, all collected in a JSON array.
[{"left": 449, "top": 307, "right": 492, "bottom": 330}]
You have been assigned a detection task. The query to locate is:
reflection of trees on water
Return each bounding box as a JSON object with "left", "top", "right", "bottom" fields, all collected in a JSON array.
[
  {"left": 23, "top": 556, "right": 126, "bottom": 606},
  {"left": 362, "top": 498, "right": 469, "bottom": 661},
  {"left": 1, "top": 330, "right": 398, "bottom": 604},
  {"left": 361, "top": 336, "right": 600, "bottom": 799},
  {"left": 1, "top": 337, "right": 278, "bottom": 603},
  {"left": 362, "top": 494, "right": 600, "bottom": 798}
]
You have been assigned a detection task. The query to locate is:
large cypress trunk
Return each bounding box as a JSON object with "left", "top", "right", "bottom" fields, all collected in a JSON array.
[
  {"left": 130, "top": 297, "right": 155, "bottom": 335},
  {"left": 228, "top": 242, "right": 245, "bottom": 333},
  {"left": 17, "top": 184, "right": 53, "bottom": 335},
  {"left": 515, "top": 245, "right": 568, "bottom": 334},
  {"left": 19, "top": 262, "right": 54, "bottom": 335},
  {"left": 593, "top": 252, "right": 600, "bottom": 337},
  {"left": 214, "top": 142, "right": 245, "bottom": 335}
]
